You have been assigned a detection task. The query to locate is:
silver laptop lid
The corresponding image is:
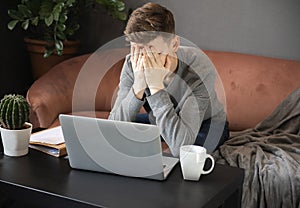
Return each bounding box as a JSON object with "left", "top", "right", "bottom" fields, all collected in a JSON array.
[{"left": 59, "top": 114, "right": 166, "bottom": 180}]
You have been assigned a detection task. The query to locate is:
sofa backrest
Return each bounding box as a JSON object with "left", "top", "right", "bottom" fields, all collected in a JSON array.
[
  {"left": 27, "top": 48, "right": 300, "bottom": 131},
  {"left": 205, "top": 50, "right": 300, "bottom": 131},
  {"left": 69, "top": 49, "right": 128, "bottom": 113}
]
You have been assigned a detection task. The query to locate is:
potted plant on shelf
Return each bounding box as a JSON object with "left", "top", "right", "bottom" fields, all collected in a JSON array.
[
  {"left": 0, "top": 94, "right": 32, "bottom": 157},
  {"left": 7, "top": 0, "right": 127, "bottom": 79}
]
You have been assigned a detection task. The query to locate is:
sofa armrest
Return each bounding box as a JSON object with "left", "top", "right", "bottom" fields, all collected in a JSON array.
[
  {"left": 27, "top": 54, "right": 90, "bottom": 128},
  {"left": 27, "top": 90, "right": 57, "bottom": 129}
]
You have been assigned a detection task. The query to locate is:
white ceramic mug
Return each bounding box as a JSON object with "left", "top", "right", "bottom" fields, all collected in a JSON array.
[{"left": 180, "top": 145, "right": 215, "bottom": 181}]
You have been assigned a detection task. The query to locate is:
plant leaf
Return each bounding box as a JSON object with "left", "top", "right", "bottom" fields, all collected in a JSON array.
[
  {"left": 53, "top": 12, "right": 60, "bottom": 22},
  {"left": 25, "top": 0, "right": 41, "bottom": 15},
  {"left": 8, "top": 10, "right": 23, "bottom": 20},
  {"left": 56, "top": 50, "right": 63, "bottom": 56},
  {"left": 55, "top": 40, "right": 63, "bottom": 51},
  {"left": 31, "top": 16, "right": 39, "bottom": 26},
  {"left": 45, "top": 14, "right": 54, "bottom": 26},
  {"left": 56, "top": 31, "right": 66, "bottom": 40},
  {"left": 7, "top": 20, "right": 19, "bottom": 30},
  {"left": 66, "top": 0, "right": 76, "bottom": 6},
  {"left": 53, "top": 3, "right": 63, "bottom": 21},
  {"left": 116, "top": 1, "right": 125, "bottom": 11},
  {"left": 118, "top": 12, "right": 127, "bottom": 21},
  {"left": 59, "top": 14, "right": 67, "bottom": 23},
  {"left": 66, "top": 23, "right": 80, "bottom": 36},
  {"left": 39, "top": 1, "right": 53, "bottom": 18},
  {"left": 17, "top": 4, "right": 32, "bottom": 18},
  {"left": 57, "top": 23, "right": 66, "bottom": 32},
  {"left": 21, "top": 19, "right": 29, "bottom": 30},
  {"left": 43, "top": 49, "right": 53, "bottom": 58}
]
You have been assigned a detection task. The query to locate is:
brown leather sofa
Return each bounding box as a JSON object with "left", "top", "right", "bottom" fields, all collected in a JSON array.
[{"left": 26, "top": 48, "right": 300, "bottom": 131}]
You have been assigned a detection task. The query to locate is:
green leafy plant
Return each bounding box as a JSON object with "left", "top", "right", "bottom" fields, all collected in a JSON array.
[
  {"left": 7, "top": 0, "right": 127, "bottom": 57},
  {"left": 0, "top": 94, "right": 30, "bottom": 130}
]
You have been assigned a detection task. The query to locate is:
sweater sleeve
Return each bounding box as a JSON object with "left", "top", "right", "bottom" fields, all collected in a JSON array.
[
  {"left": 146, "top": 48, "right": 217, "bottom": 157},
  {"left": 108, "top": 56, "right": 145, "bottom": 121},
  {"left": 146, "top": 80, "right": 210, "bottom": 157}
]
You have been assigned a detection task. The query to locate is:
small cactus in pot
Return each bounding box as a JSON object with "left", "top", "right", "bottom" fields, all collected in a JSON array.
[
  {"left": 0, "top": 94, "right": 32, "bottom": 157},
  {"left": 0, "top": 94, "right": 30, "bottom": 130}
]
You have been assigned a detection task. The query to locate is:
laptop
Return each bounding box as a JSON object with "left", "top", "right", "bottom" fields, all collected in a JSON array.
[{"left": 59, "top": 114, "right": 179, "bottom": 180}]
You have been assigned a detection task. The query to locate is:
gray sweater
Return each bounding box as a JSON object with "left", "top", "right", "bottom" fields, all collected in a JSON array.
[{"left": 109, "top": 46, "right": 226, "bottom": 156}]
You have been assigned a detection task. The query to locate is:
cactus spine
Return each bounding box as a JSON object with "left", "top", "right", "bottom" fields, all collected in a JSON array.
[{"left": 0, "top": 94, "right": 30, "bottom": 130}]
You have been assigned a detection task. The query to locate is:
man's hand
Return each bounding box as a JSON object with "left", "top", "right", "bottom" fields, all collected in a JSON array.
[
  {"left": 143, "top": 46, "right": 171, "bottom": 95},
  {"left": 131, "top": 45, "right": 147, "bottom": 99}
]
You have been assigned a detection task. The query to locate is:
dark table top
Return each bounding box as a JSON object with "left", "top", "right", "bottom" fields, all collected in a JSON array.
[{"left": 0, "top": 147, "right": 244, "bottom": 208}]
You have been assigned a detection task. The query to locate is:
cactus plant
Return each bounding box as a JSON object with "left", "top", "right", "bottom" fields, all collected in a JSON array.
[{"left": 0, "top": 94, "right": 30, "bottom": 130}]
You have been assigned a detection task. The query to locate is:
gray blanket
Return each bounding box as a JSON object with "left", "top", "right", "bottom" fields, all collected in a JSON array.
[{"left": 213, "top": 87, "right": 300, "bottom": 208}]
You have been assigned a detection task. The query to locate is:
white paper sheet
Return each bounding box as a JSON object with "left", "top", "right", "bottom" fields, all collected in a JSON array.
[{"left": 30, "top": 126, "right": 65, "bottom": 145}]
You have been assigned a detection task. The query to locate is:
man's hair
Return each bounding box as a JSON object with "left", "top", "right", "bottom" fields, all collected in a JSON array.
[{"left": 124, "top": 2, "right": 175, "bottom": 44}]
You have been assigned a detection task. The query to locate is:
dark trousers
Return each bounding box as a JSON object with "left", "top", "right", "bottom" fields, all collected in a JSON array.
[
  {"left": 194, "top": 118, "right": 229, "bottom": 151},
  {"left": 135, "top": 114, "right": 229, "bottom": 152}
]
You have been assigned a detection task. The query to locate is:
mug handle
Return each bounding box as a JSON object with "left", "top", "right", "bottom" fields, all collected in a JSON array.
[{"left": 202, "top": 154, "right": 215, "bottom": 174}]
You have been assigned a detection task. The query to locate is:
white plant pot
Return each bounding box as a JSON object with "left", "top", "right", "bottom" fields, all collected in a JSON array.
[{"left": 0, "top": 122, "right": 32, "bottom": 157}]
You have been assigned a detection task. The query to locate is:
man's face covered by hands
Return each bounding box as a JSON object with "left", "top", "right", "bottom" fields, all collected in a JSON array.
[
  {"left": 130, "top": 35, "right": 179, "bottom": 97},
  {"left": 131, "top": 36, "right": 174, "bottom": 67}
]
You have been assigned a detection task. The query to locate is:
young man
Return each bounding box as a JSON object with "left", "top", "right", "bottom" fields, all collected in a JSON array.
[{"left": 109, "top": 2, "right": 228, "bottom": 157}]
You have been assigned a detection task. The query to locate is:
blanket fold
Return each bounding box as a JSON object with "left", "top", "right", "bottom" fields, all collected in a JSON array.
[{"left": 213, "top": 87, "right": 300, "bottom": 208}]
